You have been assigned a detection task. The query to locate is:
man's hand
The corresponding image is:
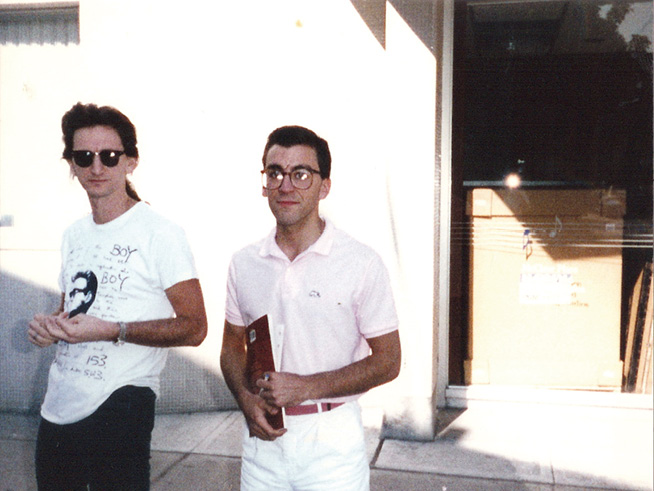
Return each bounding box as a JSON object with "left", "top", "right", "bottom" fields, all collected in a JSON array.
[
  {"left": 41, "top": 313, "right": 118, "bottom": 344},
  {"left": 28, "top": 313, "right": 63, "bottom": 347},
  {"left": 256, "top": 371, "right": 309, "bottom": 409},
  {"left": 220, "top": 319, "right": 287, "bottom": 441},
  {"left": 238, "top": 389, "right": 287, "bottom": 441}
]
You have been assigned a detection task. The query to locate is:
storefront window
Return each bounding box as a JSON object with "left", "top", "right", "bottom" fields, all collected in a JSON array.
[{"left": 451, "top": 0, "right": 652, "bottom": 393}]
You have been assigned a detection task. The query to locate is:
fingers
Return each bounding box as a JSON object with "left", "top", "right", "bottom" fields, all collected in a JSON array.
[
  {"left": 242, "top": 390, "right": 286, "bottom": 441},
  {"left": 28, "top": 313, "right": 107, "bottom": 346},
  {"left": 256, "top": 373, "right": 273, "bottom": 391},
  {"left": 248, "top": 415, "right": 286, "bottom": 441},
  {"left": 45, "top": 316, "right": 68, "bottom": 339},
  {"left": 257, "top": 386, "right": 274, "bottom": 406},
  {"left": 36, "top": 314, "right": 76, "bottom": 344},
  {"left": 256, "top": 372, "right": 272, "bottom": 388},
  {"left": 256, "top": 372, "right": 302, "bottom": 408},
  {"left": 49, "top": 313, "right": 89, "bottom": 344},
  {"left": 256, "top": 372, "right": 273, "bottom": 403},
  {"left": 28, "top": 315, "right": 58, "bottom": 347},
  {"left": 28, "top": 327, "right": 54, "bottom": 347}
]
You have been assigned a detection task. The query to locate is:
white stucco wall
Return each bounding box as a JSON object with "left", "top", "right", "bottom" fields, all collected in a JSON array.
[{"left": 0, "top": 0, "right": 443, "bottom": 439}]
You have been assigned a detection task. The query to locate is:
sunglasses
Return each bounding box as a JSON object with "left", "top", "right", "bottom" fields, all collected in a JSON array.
[{"left": 71, "top": 150, "right": 125, "bottom": 168}]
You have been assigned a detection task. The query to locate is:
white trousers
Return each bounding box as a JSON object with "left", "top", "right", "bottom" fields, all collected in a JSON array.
[{"left": 241, "top": 401, "right": 369, "bottom": 491}]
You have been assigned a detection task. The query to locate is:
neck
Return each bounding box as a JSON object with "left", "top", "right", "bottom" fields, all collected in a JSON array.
[
  {"left": 276, "top": 216, "right": 325, "bottom": 262},
  {"left": 90, "top": 193, "right": 137, "bottom": 224}
]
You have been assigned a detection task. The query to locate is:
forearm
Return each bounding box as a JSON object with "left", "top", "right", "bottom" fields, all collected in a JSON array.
[
  {"left": 303, "top": 352, "right": 399, "bottom": 401},
  {"left": 260, "top": 330, "right": 401, "bottom": 407},
  {"left": 220, "top": 323, "right": 252, "bottom": 407},
  {"left": 43, "top": 313, "right": 206, "bottom": 347},
  {"left": 120, "top": 316, "right": 207, "bottom": 347},
  {"left": 123, "top": 278, "right": 207, "bottom": 347},
  {"left": 38, "top": 277, "right": 208, "bottom": 347}
]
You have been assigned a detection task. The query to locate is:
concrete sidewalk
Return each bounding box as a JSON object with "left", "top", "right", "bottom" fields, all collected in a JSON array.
[{"left": 1, "top": 402, "right": 652, "bottom": 490}]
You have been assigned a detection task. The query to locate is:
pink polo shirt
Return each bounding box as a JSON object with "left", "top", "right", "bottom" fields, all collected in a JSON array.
[{"left": 225, "top": 219, "right": 398, "bottom": 403}]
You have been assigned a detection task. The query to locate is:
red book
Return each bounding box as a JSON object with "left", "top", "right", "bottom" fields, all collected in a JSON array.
[{"left": 245, "top": 315, "right": 284, "bottom": 430}]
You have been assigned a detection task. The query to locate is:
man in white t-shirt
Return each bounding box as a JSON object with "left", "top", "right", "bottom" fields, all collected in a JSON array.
[
  {"left": 27, "top": 103, "right": 207, "bottom": 490},
  {"left": 220, "top": 125, "right": 401, "bottom": 490}
]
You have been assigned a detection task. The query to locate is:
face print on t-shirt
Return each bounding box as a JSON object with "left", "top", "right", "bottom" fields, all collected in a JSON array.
[{"left": 68, "top": 270, "right": 98, "bottom": 318}]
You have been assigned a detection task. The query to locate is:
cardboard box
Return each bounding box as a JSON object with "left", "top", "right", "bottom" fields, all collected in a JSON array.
[{"left": 465, "top": 189, "right": 625, "bottom": 388}]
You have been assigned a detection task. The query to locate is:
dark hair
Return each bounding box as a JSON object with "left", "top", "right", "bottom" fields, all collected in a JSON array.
[
  {"left": 262, "top": 125, "right": 331, "bottom": 179},
  {"left": 62, "top": 103, "right": 140, "bottom": 201}
]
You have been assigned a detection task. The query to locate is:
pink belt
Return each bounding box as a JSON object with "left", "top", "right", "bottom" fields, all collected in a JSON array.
[{"left": 285, "top": 402, "right": 344, "bottom": 416}]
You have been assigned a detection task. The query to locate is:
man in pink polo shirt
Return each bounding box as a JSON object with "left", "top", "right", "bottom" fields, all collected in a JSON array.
[{"left": 221, "top": 125, "right": 401, "bottom": 490}]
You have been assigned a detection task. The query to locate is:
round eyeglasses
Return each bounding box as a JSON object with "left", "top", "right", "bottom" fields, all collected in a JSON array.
[{"left": 261, "top": 167, "right": 322, "bottom": 190}]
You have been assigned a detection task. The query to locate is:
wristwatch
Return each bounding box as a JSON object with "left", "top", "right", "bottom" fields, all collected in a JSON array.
[{"left": 114, "top": 321, "right": 128, "bottom": 346}]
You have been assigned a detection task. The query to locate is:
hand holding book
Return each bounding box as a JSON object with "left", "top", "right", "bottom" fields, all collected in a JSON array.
[{"left": 245, "top": 315, "right": 284, "bottom": 430}]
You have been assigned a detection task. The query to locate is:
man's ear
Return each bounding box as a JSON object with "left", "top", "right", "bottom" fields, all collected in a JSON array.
[
  {"left": 126, "top": 157, "right": 138, "bottom": 174},
  {"left": 319, "top": 178, "right": 331, "bottom": 200},
  {"left": 262, "top": 187, "right": 269, "bottom": 198}
]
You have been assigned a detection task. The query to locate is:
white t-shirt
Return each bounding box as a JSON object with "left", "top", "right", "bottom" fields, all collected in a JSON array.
[
  {"left": 41, "top": 202, "right": 198, "bottom": 425},
  {"left": 225, "top": 219, "right": 398, "bottom": 404}
]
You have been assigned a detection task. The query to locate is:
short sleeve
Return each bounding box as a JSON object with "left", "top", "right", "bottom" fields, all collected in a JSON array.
[
  {"left": 57, "top": 230, "right": 70, "bottom": 294},
  {"left": 355, "top": 253, "right": 399, "bottom": 339},
  {"left": 152, "top": 224, "right": 198, "bottom": 290},
  {"left": 224, "top": 258, "right": 245, "bottom": 326}
]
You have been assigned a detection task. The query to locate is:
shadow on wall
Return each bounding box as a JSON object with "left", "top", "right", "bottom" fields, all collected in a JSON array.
[
  {"left": 0, "top": 272, "right": 59, "bottom": 413},
  {"left": 350, "top": 0, "right": 438, "bottom": 54},
  {"left": 0, "top": 272, "right": 236, "bottom": 414},
  {"left": 157, "top": 352, "right": 237, "bottom": 414}
]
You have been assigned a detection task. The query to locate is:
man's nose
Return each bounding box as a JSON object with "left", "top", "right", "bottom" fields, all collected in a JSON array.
[
  {"left": 279, "top": 173, "right": 295, "bottom": 192},
  {"left": 90, "top": 155, "right": 104, "bottom": 173}
]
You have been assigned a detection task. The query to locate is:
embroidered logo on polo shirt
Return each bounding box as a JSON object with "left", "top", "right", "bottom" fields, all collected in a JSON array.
[{"left": 309, "top": 290, "right": 321, "bottom": 298}]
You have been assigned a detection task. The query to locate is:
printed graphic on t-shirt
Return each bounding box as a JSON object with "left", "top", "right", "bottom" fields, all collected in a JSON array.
[
  {"left": 55, "top": 241, "right": 138, "bottom": 384},
  {"left": 63, "top": 242, "right": 136, "bottom": 319},
  {"left": 68, "top": 270, "right": 98, "bottom": 318}
]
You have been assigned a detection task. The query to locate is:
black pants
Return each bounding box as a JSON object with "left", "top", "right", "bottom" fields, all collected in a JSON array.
[{"left": 35, "top": 385, "right": 156, "bottom": 491}]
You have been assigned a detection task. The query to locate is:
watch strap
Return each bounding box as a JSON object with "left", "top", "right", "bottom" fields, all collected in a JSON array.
[{"left": 114, "top": 321, "right": 128, "bottom": 345}]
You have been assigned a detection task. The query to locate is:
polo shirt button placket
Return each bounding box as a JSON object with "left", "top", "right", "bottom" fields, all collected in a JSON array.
[
  {"left": 280, "top": 266, "right": 288, "bottom": 301},
  {"left": 283, "top": 263, "right": 301, "bottom": 300},
  {"left": 275, "top": 323, "right": 284, "bottom": 357}
]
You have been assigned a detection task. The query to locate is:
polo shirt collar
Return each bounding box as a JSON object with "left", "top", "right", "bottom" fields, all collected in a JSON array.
[{"left": 260, "top": 217, "right": 335, "bottom": 260}]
